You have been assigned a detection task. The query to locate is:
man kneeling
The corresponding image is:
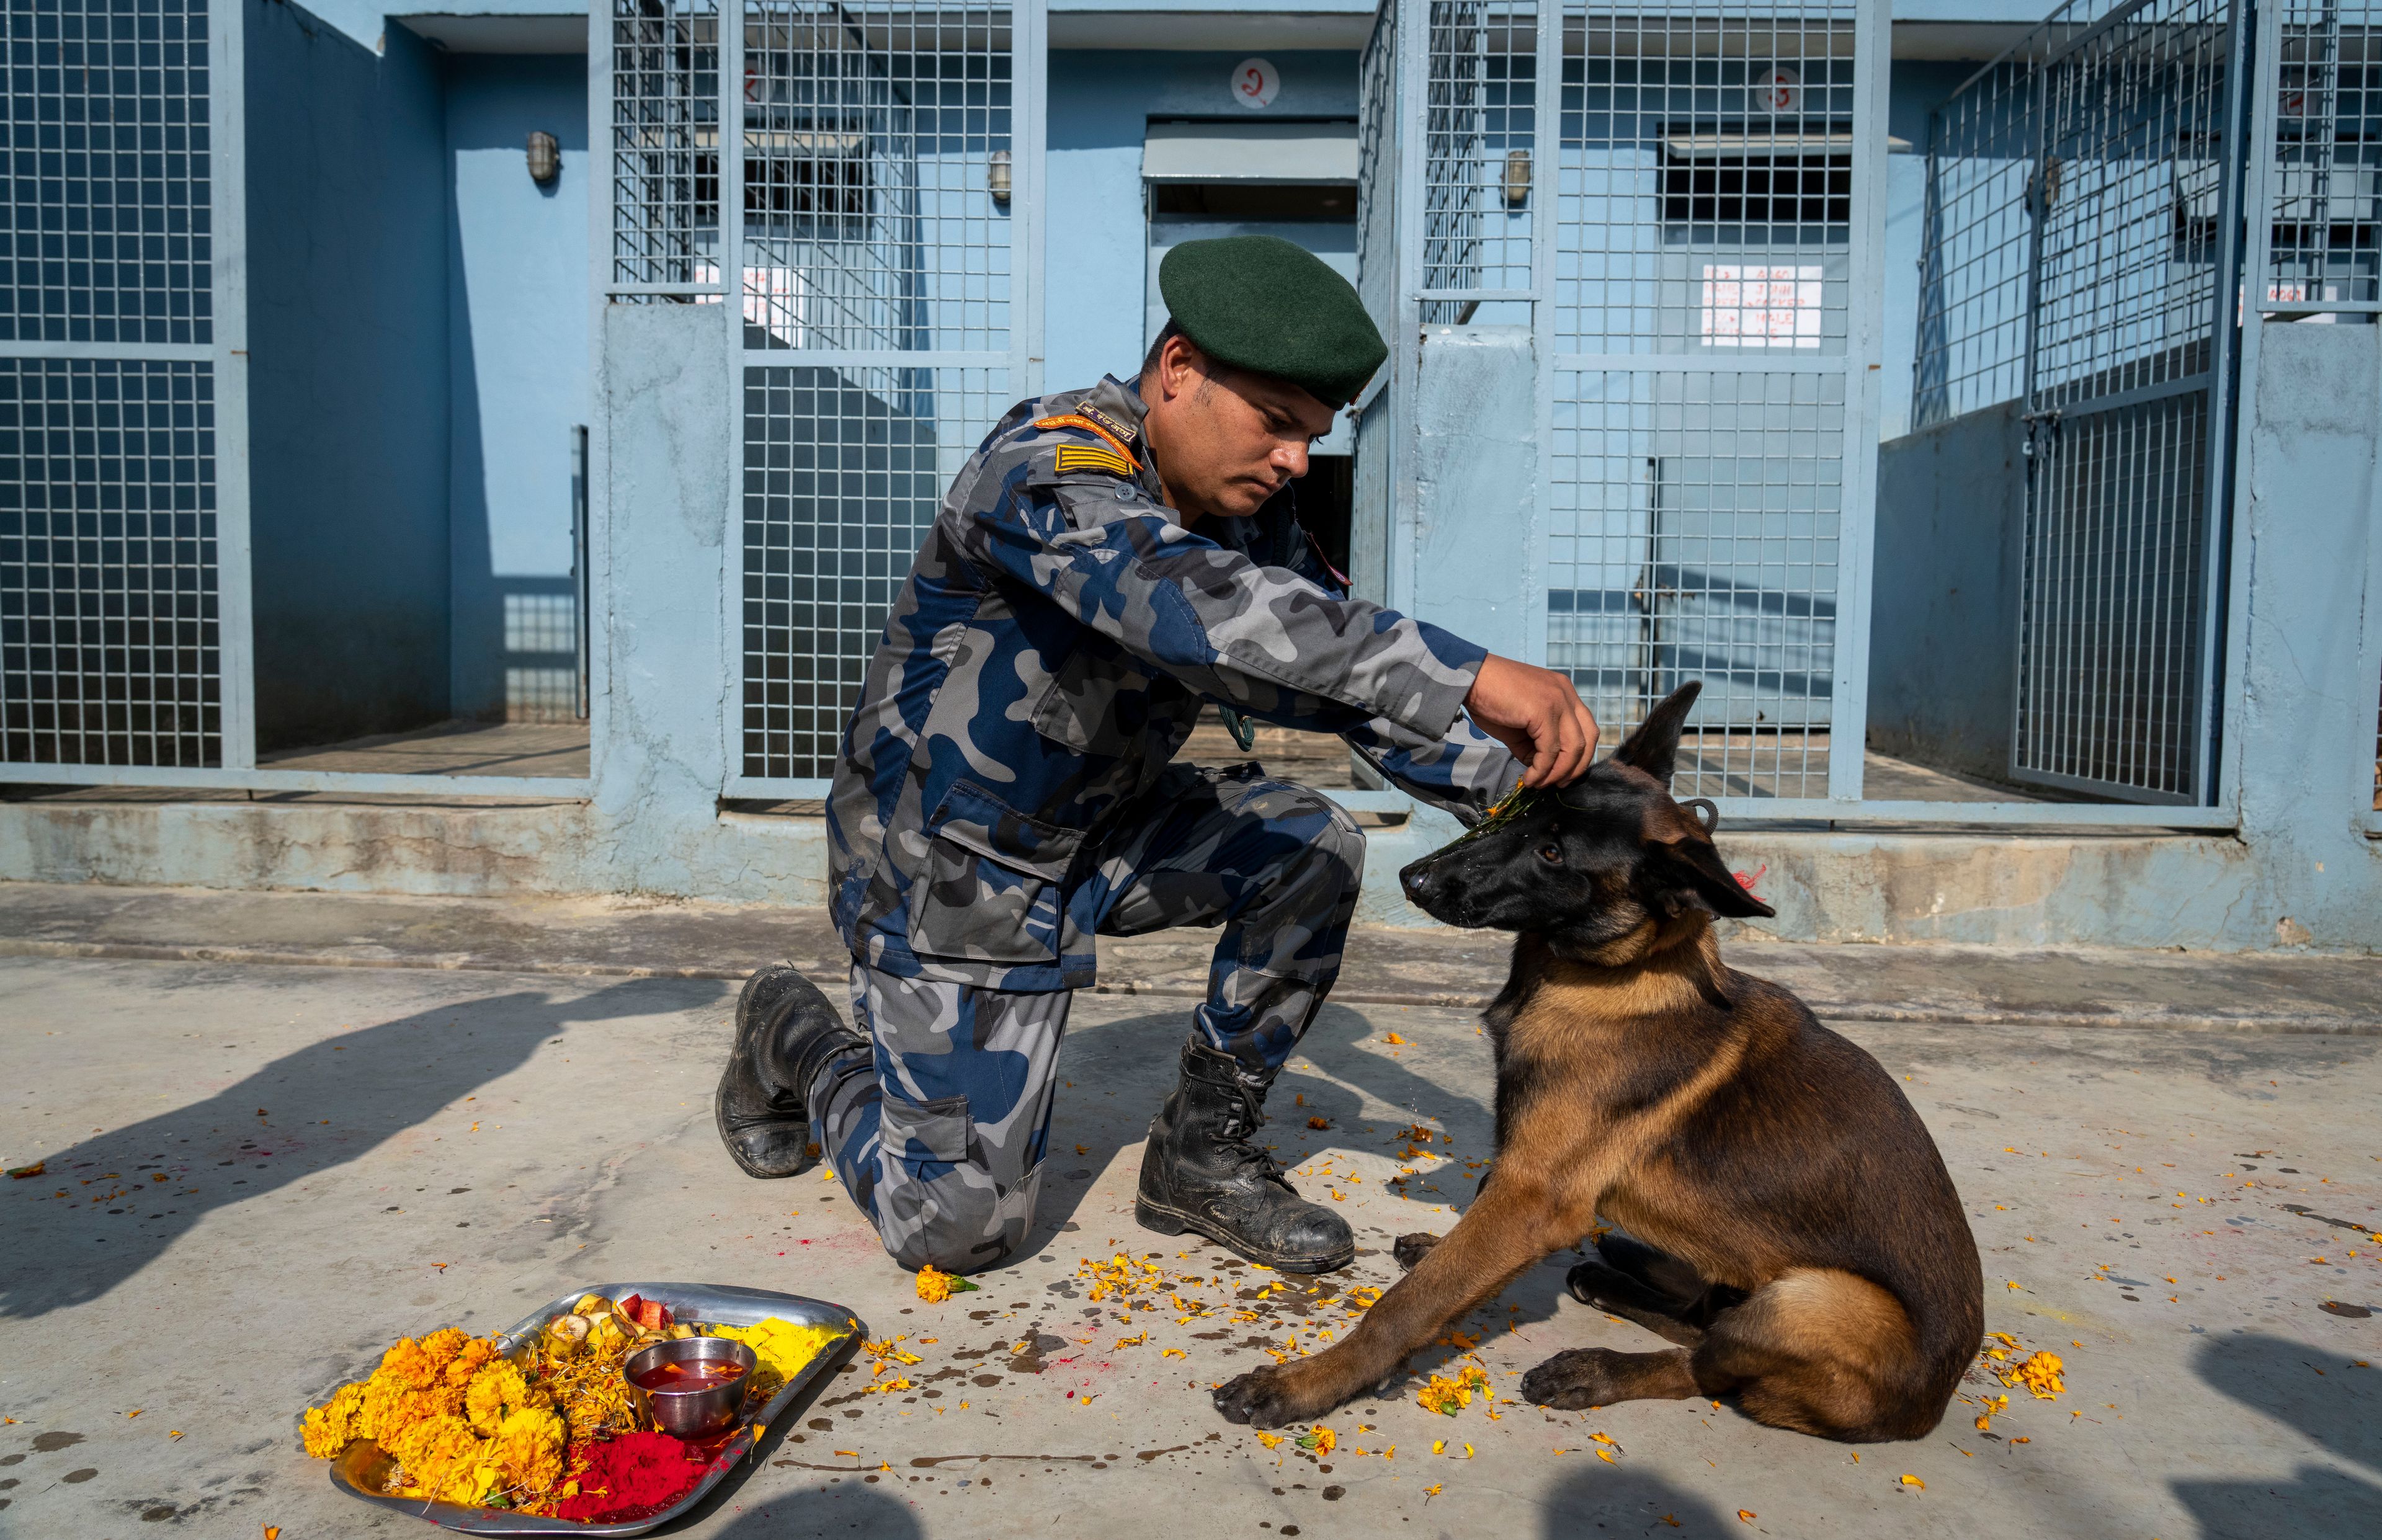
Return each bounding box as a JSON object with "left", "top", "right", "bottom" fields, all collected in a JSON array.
[{"left": 714, "top": 236, "right": 1596, "bottom": 1278}]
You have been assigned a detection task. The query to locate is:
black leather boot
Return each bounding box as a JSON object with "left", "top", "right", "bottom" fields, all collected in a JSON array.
[
  {"left": 716, "top": 965, "right": 864, "bottom": 1178},
  {"left": 1135, "top": 1040, "right": 1354, "bottom": 1273}
]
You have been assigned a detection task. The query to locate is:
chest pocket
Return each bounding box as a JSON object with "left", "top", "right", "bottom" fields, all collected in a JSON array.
[
  {"left": 910, "top": 780, "right": 1084, "bottom": 966},
  {"left": 1028, "top": 643, "right": 1156, "bottom": 759}
]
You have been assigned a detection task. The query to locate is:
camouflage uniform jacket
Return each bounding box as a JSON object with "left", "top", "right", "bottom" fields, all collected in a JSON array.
[{"left": 827, "top": 375, "right": 1521, "bottom": 992}]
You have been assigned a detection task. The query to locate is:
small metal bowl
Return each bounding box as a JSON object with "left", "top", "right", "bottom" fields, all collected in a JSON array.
[{"left": 623, "top": 1335, "right": 759, "bottom": 1440}]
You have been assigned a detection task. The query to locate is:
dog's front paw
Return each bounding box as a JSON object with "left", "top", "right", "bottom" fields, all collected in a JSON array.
[
  {"left": 1212, "top": 1364, "right": 1321, "bottom": 1428},
  {"left": 1520, "top": 1347, "right": 1631, "bottom": 1410},
  {"left": 1392, "top": 1231, "right": 1442, "bottom": 1272}
]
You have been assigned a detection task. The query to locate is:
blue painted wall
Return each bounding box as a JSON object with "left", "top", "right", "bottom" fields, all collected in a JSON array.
[
  {"left": 1043, "top": 48, "right": 1360, "bottom": 389},
  {"left": 443, "top": 56, "right": 592, "bottom": 723},
  {"left": 245, "top": 0, "right": 452, "bottom": 750},
  {"left": 1868, "top": 399, "right": 2024, "bottom": 778}
]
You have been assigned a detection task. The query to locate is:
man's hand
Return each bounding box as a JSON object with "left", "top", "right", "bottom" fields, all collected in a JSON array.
[{"left": 1465, "top": 654, "right": 1600, "bottom": 789}]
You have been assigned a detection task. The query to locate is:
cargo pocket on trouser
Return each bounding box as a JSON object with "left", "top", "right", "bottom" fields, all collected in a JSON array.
[
  {"left": 873, "top": 1090, "right": 1027, "bottom": 1274},
  {"left": 909, "top": 779, "right": 1086, "bottom": 966}
]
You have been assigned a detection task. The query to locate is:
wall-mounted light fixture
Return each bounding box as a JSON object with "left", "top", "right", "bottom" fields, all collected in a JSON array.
[
  {"left": 528, "top": 130, "right": 561, "bottom": 186},
  {"left": 1504, "top": 148, "right": 1531, "bottom": 208},
  {"left": 988, "top": 148, "right": 1012, "bottom": 205}
]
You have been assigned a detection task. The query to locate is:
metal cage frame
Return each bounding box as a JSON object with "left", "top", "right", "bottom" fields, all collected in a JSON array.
[
  {"left": 1901, "top": 0, "right": 2262, "bottom": 826},
  {"left": 0, "top": 0, "right": 591, "bottom": 799},
  {"left": 705, "top": 0, "right": 1045, "bottom": 801}
]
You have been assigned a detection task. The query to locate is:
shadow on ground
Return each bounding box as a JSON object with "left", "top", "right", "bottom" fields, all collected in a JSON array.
[
  {"left": 1007, "top": 999, "right": 1499, "bottom": 1262},
  {"left": 1537, "top": 1464, "right": 1745, "bottom": 1538},
  {"left": 1, "top": 977, "right": 713, "bottom": 1320},
  {"left": 673, "top": 1487, "right": 924, "bottom": 1538},
  {"left": 2169, "top": 1330, "right": 2382, "bottom": 1539}
]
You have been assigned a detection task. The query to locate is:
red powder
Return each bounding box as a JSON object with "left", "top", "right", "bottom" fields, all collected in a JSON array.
[{"left": 552, "top": 1433, "right": 703, "bottom": 1523}]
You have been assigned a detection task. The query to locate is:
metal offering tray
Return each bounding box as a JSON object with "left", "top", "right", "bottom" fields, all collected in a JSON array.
[{"left": 326, "top": 1281, "right": 863, "bottom": 1536}]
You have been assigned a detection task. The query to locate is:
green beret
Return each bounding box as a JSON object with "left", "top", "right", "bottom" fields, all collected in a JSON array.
[{"left": 1158, "top": 235, "right": 1387, "bottom": 407}]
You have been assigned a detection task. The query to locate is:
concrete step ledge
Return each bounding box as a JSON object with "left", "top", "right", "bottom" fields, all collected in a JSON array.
[
  {"left": 1, "top": 791, "right": 2352, "bottom": 950},
  {"left": 2, "top": 880, "right": 2375, "bottom": 1036}
]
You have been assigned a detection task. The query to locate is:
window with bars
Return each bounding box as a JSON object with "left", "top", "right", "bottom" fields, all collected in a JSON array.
[{"left": 1658, "top": 142, "right": 1852, "bottom": 228}]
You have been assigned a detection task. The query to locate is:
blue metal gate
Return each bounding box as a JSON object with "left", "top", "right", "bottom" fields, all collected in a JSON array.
[
  {"left": 1362, "top": 0, "right": 1891, "bottom": 806},
  {"left": 682, "top": 0, "right": 1046, "bottom": 795},
  {"left": 0, "top": 0, "right": 240, "bottom": 774},
  {"left": 1918, "top": 0, "right": 2251, "bottom": 808}
]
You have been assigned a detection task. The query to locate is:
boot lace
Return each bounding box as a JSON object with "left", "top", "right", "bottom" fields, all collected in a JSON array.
[{"left": 1221, "top": 1080, "right": 1293, "bottom": 1188}]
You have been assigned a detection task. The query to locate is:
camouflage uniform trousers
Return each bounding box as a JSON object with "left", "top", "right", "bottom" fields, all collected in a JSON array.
[{"left": 807, "top": 762, "right": 1365, "bottom": 1275}]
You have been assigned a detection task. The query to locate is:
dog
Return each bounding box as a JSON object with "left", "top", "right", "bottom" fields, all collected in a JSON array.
[{"left": 1211, "top": 682, "right": 1983, "bottom": 1442}]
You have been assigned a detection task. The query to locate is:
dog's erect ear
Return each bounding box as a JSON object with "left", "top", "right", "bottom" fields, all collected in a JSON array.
[
  {"left": 1650, "top": 834, "right": 1776, "bottom": 920},
  {"left": 1612, "top": 682, "right": 1702, "bottom": 785}
]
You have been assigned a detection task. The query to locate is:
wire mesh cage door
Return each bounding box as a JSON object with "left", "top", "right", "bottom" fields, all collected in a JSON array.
[
  {"left": 2011, "top": 0, "right": 2249, "bottom": 804},
  {"left": 730, "top": 0, "right": 1032, "bottom": 790},
  {"left": 1545, "top": 0, "right": 1885, "bottom": 801},
  {"left": 1, "top": 0, "right": 241, "bottom": 773}
]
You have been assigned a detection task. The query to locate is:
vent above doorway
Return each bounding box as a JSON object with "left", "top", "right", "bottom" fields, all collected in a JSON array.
[{"left": 1142, "top": 120, "right": 1359, "bottom": 184}]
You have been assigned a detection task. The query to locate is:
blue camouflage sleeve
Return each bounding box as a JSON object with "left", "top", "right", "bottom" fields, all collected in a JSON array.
[
  {"left": 960, "top": 453, "right": 1488, "bottom": 741},
  {"left": 1342, "top": 715, "right": 1523, "bottom": 825}
]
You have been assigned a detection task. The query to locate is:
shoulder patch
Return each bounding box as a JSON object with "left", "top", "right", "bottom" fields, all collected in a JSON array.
[
  {"left": 1054, "top": 445, "right": 1135, "bottom": 478},
  {"left": 1075, "top": 401, "right": 1141, "bottom": 448},
  {"left": 1032, "top": 412, "right": 1141, "bottom": 468}
]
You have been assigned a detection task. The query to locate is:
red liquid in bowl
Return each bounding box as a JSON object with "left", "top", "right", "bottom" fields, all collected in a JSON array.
[{"left": 632, "top": 1360, "right": 749, "bottom": 1392}]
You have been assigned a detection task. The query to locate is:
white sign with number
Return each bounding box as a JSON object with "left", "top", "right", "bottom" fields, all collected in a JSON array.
[
  {"left": 1754, "top": 65, "right": 1801, "bottom": 114},
  {"left": 1232, "top": 56, "right": 1280, "bottom": 110}
]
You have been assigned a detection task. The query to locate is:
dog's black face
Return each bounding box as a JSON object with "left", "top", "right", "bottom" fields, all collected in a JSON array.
[{"left": 1399, "top": 683, "right": 1775, "bottom": 955}]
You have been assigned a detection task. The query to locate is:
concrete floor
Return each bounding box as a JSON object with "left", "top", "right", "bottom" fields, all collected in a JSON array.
[{"left": 1, "top": 955, "right": 2376, "bottom": 1539}]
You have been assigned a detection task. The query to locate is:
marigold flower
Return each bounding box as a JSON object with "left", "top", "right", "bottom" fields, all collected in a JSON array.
[
  {"left": 914, "top": 1264, "right": 978, "bottom": 1303},
  {"left": 2007, "top": 1350, "right": 2065, "bottom": 1399},
  {"left": 388, "top": 1413, "right": 488, "bottom": 1502},
  {"left": 480, "top": 1405, "right": 568, "bottom": 1497},
  {"left": 301, "top": 1384, "right": 367, "bottom": 1459},
  {"left": 465, "top": 1360, "right": 546, "bottom": 1436},
  {"left": 418, "top": 1327, "right": 471, "bottom": 1365},
  {"left": 1416, "top": 1364, "right": 1491, "bottom": 1417},
  {"left": 372, "top": 1337, "right": 442, "bottom": 1392},
  {"left": 358, "top": 1376, "right": 461, "bottom": 1444},
  {"left": 442, "top": 1337, "right": 500, "bottom": 1387}
]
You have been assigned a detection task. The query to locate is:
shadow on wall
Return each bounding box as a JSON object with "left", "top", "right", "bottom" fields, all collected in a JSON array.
[
  {"left": 2170, "top": 1330, "right": 2381, "bottom": 1539},
  {"left": 444, "top": 53, "right": 592, "bottom": 724},
  {"left": 245, "top": 1, "right": 453, "bottom": 750},
  {"left": 0, "top": 978, "right": 702, "bottom": 1321}
]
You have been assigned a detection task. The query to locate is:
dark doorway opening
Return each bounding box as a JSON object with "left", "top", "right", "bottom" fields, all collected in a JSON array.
[
  {"left": 1293, "top": 455, "right": 1354, "bottom": 581},
  {"left": 1150, "top": 182, "right": 1356, "bottom": 221}
]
